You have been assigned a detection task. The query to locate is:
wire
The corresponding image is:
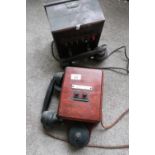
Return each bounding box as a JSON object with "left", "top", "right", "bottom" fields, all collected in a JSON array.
[
  {"left": 51, "top": 41, "right": 60, "bottom": 62},
  {"left": 87, "top": 144, "right": 129, "bottom": 149},
  {"left": 101, "top": 108, "right": 129, "bottom": 129},
  {"left": 51, "top": 41, "right": 129, "bottom": 75},
  {"left": 45, "top": 131, "right": 68, "bottom": 143},
  {"left": 46, "top": 131, "right": 129, "bottom": 149},
  {"left": 44, "top": 108, "right": 129, "bottom": 149}
]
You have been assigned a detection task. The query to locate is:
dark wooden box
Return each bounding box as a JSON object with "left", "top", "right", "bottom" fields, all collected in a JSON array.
[{"left": 44, "top": 0, "right": 105, "bottom": 59}]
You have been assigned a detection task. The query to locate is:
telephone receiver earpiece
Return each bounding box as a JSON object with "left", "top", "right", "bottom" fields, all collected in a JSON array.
[{"left": 41, "top": 111, "right": 62, "bottom": 129}]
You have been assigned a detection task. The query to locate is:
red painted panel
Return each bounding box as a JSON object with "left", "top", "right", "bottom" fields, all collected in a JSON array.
[{"left": 58, "top": 67, "right": 103, "bottom": 123}]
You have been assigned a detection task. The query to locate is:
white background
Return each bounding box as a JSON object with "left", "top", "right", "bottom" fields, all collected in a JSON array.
[{"left": 0, "top": 0, "right": 155, "bottom": 154}]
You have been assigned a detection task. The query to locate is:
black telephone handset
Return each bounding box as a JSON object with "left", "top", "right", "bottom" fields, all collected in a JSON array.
[{"left": 41, "top": 72, "right": 64, "bottom": 129}]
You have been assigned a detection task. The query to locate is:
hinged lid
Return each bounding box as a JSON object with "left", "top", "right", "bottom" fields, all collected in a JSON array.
[{"left": 44, "top": 0, "right": 105, "bottom": 32}]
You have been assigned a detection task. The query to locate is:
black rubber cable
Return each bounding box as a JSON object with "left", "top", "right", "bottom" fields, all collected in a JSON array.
[{"left": 51, "top": 41, "right": 129, "bottom": 75}]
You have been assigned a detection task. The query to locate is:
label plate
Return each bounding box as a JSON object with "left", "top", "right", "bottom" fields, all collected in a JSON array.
[
  {"left": 72, "top": 84, "right": 92, "bottom": 91},
  {"left": 71, "top": 74, "right": 81, "bottom": 80}
]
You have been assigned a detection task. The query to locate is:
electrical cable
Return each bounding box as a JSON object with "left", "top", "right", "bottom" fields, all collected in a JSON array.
[
  {"left": 51, "top": 41, "right": 60, "bottom": 62},
  {"left": 44, "top": 108, "right": 129, "bottom": 149},
  {"left": 87, "top": 143, "right": 129, "bottom": 149},
  {"left": 101, "top": 108, "right": 129, "bottom": 129},
  {"left": 51, "top": 41, "right": 129, "bottom": 75}
]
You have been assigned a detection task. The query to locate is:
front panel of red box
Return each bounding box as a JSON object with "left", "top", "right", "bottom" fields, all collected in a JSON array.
[{"left": 58, "top": 67, "right": 103, "bottom": 123}]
